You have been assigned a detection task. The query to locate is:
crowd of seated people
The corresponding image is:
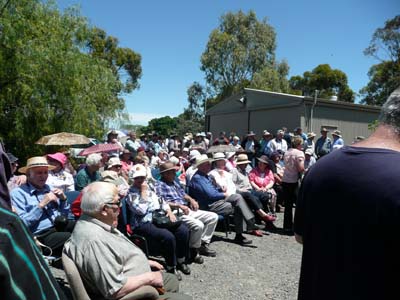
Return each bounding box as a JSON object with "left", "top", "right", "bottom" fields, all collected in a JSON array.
[{"left": 4, "top": 126, "right": 348, "bottom": 299}]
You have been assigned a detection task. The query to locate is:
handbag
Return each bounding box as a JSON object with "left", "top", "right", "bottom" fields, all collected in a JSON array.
[{"left": 152, "top": 197, "right": 182, "bottom": 229}]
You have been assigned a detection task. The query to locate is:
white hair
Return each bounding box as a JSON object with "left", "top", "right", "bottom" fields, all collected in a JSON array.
[
  {"left": 379, "top": 86, "right": 400, "bottom": 134},
  {"left": 86, "top": 153, "right": 102, "bottom": 166},
  {"left": 81, "top": 182, "right": 117, "bottom": 215}
]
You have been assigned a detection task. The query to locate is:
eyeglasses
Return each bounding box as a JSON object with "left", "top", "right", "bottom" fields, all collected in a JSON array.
[{"left": 104, "top": 200, "right": 121, "bottom": 208}]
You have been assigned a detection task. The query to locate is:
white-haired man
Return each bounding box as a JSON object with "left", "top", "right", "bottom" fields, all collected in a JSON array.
[
  {"left": 65, "top": 181, "right": 191, "bottom": 300},
  {"left": 75, "top": 153, "right": 102, "bottom": 191},
  {"left": 294, "top": 87, "right": 400, "bottom": 300}
]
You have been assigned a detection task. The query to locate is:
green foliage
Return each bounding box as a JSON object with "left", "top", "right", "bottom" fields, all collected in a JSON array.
[
  {"left": 141, "top": 116, "right": 178, "bottom": 137},
  {"left": 250, "top": 60, "right": 290, "bottom": 93},
  {"left": 360, "top": 15, "right": 400, "bottom": 106},
  {"left": 175, "top": 111, "right": 204, "bottom": 137},
  {"left": 0, "top": 0, "right": 142, "bottom": 159},
  {"left": 289, "top": 64, "right": 355, "bottom": 102},
  {"left": 200, "top": 10, "right": 286, "bottom": 100}
]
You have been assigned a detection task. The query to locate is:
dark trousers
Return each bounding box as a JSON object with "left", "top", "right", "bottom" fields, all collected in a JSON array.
[
  {"left": 250, "top": 190, "right": 271, "bottom": 212},
  {"left": 36, "top": 220, "right": 75, "bottom": 257},
  {"left": 135, "top": 222, "right": 189, "bottom": 267},
  {"left": 239, "top": 191, "right": 263, "bottom": 211},
  {"left": 36, "top": 226, "right": 73, "bottom": 257},
  {"left": 282, "top": 182, "right": 299, "bottom": 230}
]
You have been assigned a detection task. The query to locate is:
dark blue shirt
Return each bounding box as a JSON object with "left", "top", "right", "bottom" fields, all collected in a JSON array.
[{"left": 188, "top": 171, "right": 225, "bottom": 209}]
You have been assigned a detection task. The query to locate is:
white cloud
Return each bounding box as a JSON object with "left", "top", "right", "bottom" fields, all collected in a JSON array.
[{"left": 128, "top": 112, "right": 172, "bottom": 126}]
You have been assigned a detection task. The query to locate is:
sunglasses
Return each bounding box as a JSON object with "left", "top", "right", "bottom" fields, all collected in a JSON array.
[{"left": 104, "top": 200, "right": 121, "bottom": 208}]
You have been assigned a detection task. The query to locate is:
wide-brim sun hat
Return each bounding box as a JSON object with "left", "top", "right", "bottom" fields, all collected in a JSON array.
[
  {"left": 236, "top": 154, "right": 251, "bottom": 165},
  {"left": 225, "top": 152, "right": 236, "bottom": 159},
  {"left": 256, "top": 155, "right": 270, "bottom": 165},
  {"left": 159, "top": 161, "right": 179, "bottom": 174},
  {"left": 307, "top": 132, "right": 316, "bottom": 139},
  {"left": 47, "top": 152, "right": 67, "bottom": 168},
  {"left": 19, "top": 156, "right": 56, "bottom": 174},
  {"left": 6, "top": 152, "right": 18, "bottom": 164},
  {"left": 194, "top": 154, "right": 214, "bottom": 168},
  {"left": 108, "top": 157, "right": 122, "bottom": 168},
  {"left": 332, "top": 130, "right": 342, "bottom": 138},
  {"left": 189, "top": 150, "right": 201, "bottom": 161},
  {"left": 213, "top": 152, "right": 225, "bottom": 161}
]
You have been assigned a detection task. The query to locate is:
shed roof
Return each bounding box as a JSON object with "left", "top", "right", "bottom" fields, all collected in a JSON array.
[{"left": 206, "top": 88, "right": 381, "bottom": 115}]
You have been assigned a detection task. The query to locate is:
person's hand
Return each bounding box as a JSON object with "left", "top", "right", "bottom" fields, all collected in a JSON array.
[
  {"left": 180, "top": 205, "right": 190, "bottom": 215},
  {"left": 148, "top": 260, "right": 164, "bottom": 271},
  {"left": 38, "top": 192, "right": 58, "bottom": 209},
  {"left": 15, "top": 175, "right": 27, "bottom": 186},
  {"left": 168, "top": 212, "right": 177, "bottom": 223},
  {"left": 52, "top": 188, "right": 66, "bottom": 201},
  {"left": 149, "top": 271, "right": 164, "bottom": 288},
  {"left": 190, "top": 200, "right": 199, "bottom": 211}
]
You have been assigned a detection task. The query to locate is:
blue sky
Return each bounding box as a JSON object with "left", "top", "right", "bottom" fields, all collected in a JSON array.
[{"left": 57, "top": 0, "right": 399, "bottom": 125}]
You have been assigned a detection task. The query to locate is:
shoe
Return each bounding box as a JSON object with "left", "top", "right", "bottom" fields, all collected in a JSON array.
[
  {"left": 233, "top": 235, "right": 253, "bottom": 245},
  {"left": 264, "top": 222, "right": 278, "bottom": 232},
  {"left": 283, "top": 229, "right": 294, "bottom": 236},
  {"left": 192, "top": 255, "right": 204, "bottom": 264},
  {"left": 167, "top": 268, "right": 182, "bottom": 281},
  {"left": 248, "top": 229, "right": 263, "bottom": 237},
  {"left": 177, "top": 263, "right": 191, "bottom": 275},
  {"left": 199, "top": 243, "right": 217, "bottom": 257},
  {"left": 262, "top": 214, "right": 276, "bottom": 223}
]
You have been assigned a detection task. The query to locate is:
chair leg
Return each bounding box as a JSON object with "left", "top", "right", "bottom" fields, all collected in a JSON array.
[{"left": 224, "top": 217, "right": 229, "bottom": 238}]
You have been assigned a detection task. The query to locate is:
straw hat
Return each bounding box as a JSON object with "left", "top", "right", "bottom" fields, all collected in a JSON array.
[
  {"left": 256, "top": 155, "right": 270, "bottom": 165},
  {"left": 307, "top": 132, "right": 316, "bottom": 139},
  {"left": 225, "top": 152, "right": 236, "bottom": 159},
  {"left": 159, "top": 161, "right": 178, "bottom": 174},
  {"left": 213, "top": 152, "right": 225, "bottom": 161},
  {"left": 332, "top": 130, "right": 342, "bottom": 138},
  {"left": 236, "top": 154, "right": 251, "bottom": 165},
  {"left": 108, "top": 157, "right": 122, "bottom": 168},
  {"left": 18, "top": 156, "right": 56, "bottom": 174},
  {"left": 194, "top": 154, "right": 214, "bottom": 168}
]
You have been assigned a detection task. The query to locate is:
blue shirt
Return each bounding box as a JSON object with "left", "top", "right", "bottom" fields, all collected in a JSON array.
[
  {"left": 11, "top": 183, "right": 70, "bottom": 234},
  {"left": 188, "top": 171, "right": 225, "bottom": 209},
  {"left": 155, "top": 180, "right": 187, "bottom": 206}
]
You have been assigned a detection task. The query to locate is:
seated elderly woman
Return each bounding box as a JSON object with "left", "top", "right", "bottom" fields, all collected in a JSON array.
[
  {"left": 230, "top": 154, "right": 277, "bottom": 227},
  {"left": 65, "top": 181, "right": 191, "bottom": 300},
  {"left": 248, "top": 155, "right": 278, "bottom": 216},
  {"left": 75, "top": 153, "right": 102, "bottom": 191},
  {"left": 127, "top": 164, "right": 191, "bottom": 281},
  {"left": 46, "top": 152, "right": 75, "bottom": 192}
]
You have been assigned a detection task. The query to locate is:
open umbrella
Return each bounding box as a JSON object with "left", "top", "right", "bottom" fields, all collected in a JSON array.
[
  {"left": 35, "top": 132, "right": 91, "bottom": 146},
  {"left": 78, "top": 143, "right": 122, "bottom": 156},
  {"left": 206, "top": 144, "right": 238, "bottom": 154}
]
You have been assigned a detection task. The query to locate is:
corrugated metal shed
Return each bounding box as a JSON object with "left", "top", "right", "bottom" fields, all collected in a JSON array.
[{"left": 206, "top": 88, "right": 381, "bottom": 144}]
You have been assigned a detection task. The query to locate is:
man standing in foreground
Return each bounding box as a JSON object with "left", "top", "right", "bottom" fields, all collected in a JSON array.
[{"left": 294, "top": 87, "right": 400, "bottom": 300}]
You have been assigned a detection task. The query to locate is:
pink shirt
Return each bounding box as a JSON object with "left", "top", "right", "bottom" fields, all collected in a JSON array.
[
  {"left": 282, "top": 148, "right": 305, "bottom": 183},
  {"left": 248, "top": 167, "right": 275, "bottom": 188}
]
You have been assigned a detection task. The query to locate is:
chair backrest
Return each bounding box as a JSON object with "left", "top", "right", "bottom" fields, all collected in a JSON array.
[
  {"left": 61, "top": 251, "right": 91, "bottom": 300},
  {"left": 62, "top": 251, "right": 159, "bottom": 300}
]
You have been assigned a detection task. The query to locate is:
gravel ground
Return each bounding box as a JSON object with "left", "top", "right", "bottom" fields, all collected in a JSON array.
[{"left": 51, "top": 211, "right": 302, "bottom": 300}]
